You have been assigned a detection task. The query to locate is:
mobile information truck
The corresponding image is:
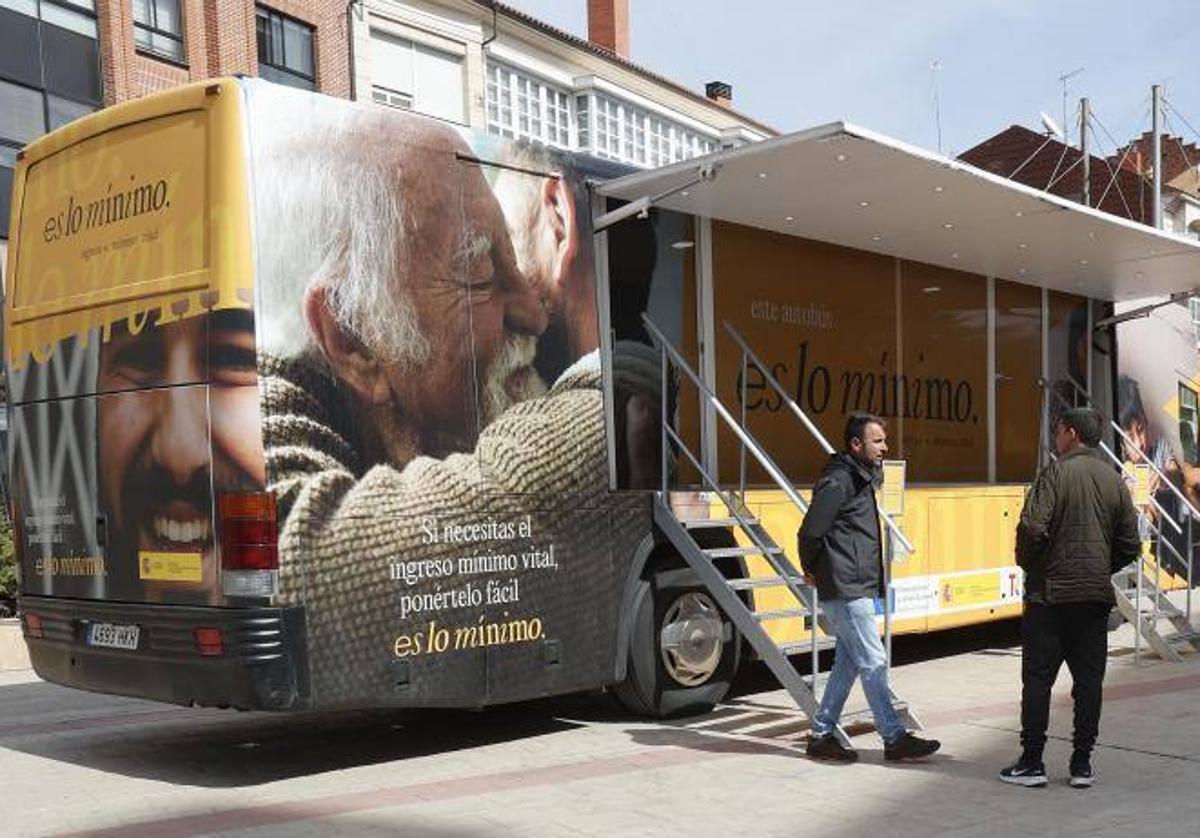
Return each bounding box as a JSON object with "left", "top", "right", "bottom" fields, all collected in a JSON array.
[{"left": 8, "top": 78, "right": 1197, "bottom": 719}]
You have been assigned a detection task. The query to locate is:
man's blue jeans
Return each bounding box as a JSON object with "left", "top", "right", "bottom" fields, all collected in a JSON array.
[{"left": 810, "top": 596, "right": 906, "bottom": 744}]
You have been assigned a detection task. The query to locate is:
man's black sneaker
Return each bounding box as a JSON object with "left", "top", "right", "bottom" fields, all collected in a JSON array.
[
  {"left": 999, "top": 758, "right": 1047, "bottom": 787},
  {"left": 1069, "top": 759, "right": 1094, "bottom": 788},
  {"left": 883, "top": 732, "right": 941, "bottom": 761},
  {"left": 806, "top": 734, "right": 859, "bottom": 763}
]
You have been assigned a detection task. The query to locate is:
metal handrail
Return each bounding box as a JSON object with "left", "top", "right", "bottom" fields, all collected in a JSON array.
[
  {"left": 665, "top": 422, "right": 817, "bottom": 611},
  {"left": 724, "top": 321, "right": 915, "bottom": 554},
  {"left": 1043, "top": 376, "right": 1200, "bottom": 523},
  {"left": 642, "top": 315, "right": 814, "bottom": 518},
  {"left": 723, "top": 325, "right": 834, "bottom": 457},
  {"left": 1140, "top": 501, "right": 1188, "bottom": 568},
  {"left": 648, "top": 319, "right": 825, "bottom": 696}
]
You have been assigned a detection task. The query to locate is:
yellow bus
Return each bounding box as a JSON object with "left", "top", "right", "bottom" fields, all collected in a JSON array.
[{"left": 7, "top": 78, "right": 1196, "bottom": 722}]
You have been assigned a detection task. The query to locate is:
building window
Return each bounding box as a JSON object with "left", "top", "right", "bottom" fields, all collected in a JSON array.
[
  {"left": 485, "top": 62, "right": 571, "bottom": 148},
  {"left": 575, "top": 94, "right": 589, "bottom": 148},
  {"left": 0, "top": 0, "right": 102, "bottom": 237},
  {"left": 649, "top": 117, "right": 669, "bottom": 167},
  {"left": 133, "top": 0, "right": 185, "bottom": 63},
  {"left": 370, "top": 30, "right": 463, "bottom": 124},
  {"left": 581, "top": 92, "right": 715, "bottom": 168},
  {"left": 256, "top": 7, "right": 315, "bottom": 91},
  {"left": 1180, "top": 383, "right": 1199, "bottom": 465},
  {"left": 594, "top": 95, "right": 618, "bottom": 158},
  {"left": 546, "top": 87, "right": 570, "bottom": 146}
]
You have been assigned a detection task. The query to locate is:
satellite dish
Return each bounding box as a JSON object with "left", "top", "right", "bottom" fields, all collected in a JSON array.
[{"left": 1039, "top": 111, "right": 1064, "bottom": 141}]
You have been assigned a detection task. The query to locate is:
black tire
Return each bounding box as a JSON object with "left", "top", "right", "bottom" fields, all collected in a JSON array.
[{"left": 613, "top": 564, "right": 741, "bottom": 718}]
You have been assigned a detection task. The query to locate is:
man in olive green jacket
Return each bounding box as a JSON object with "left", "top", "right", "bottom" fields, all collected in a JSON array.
[{"left": 1000, "top": 408, "right": 1141, "bottom": 789}]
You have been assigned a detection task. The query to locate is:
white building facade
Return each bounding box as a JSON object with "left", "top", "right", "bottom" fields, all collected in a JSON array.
[{"left": 350, "top": 0, "right": 773, "bottom": 167}]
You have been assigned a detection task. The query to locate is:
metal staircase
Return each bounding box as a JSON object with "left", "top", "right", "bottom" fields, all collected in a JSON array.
[
  {"left": 1040, "top": 381, "right": 1199, "bottom": 662},
  {"left": 1111, "top": 552, "right": 1200, "bottom": 662},
  {"left": 642, "top": 314, "right": 921, "bottom": 747}
]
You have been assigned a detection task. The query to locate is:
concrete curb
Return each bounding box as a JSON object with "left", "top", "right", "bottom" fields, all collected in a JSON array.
[{"left": 0, "top": 619, "right": 30, "bottom": 671}]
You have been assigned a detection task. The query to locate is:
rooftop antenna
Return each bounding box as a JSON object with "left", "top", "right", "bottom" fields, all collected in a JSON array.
[
  {"left": 1039, "top": 111, "right": 1064, "bottom": 141},
  {"left": 930, "top": 59, "right": 943, "bottom": 153},
  {"left": 1058, "top": 67, "right": 1084, "bottom": 144}
]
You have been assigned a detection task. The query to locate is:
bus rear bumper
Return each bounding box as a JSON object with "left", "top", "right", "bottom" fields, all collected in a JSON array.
[{"left": 18, "top": 596, "right": 310, "bottom": 711}]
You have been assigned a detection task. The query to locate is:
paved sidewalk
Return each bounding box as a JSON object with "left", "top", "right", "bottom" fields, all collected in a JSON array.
[
  {"left": 0, "top": 619, "right": 31, "bottom": 670},
  {"left": 1, "top": 620, "right": 1198, "bottom": 837}
]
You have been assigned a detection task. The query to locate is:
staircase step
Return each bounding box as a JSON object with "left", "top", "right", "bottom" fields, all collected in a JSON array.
[
  {"left": 683, "top": 517, "right": 759, "bottom": 529},
  {"left": 704, "top": 545, "right": 784, "bottom": 558},
  {"left": 1166, "top": 629, "right": 1200, "bottom": 644},
  {"left": 777, "top": 636, "right": 836, "bottom": 656},
  {"left": 729, "top": 575, "right": 806, "bottom": 591},
  {"left": 754, "top": 607, "right": 810, "bottom": 622}
]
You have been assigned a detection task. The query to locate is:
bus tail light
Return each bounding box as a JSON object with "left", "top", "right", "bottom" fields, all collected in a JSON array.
[
  {"left": 23, "top": 613, "right": 43, "bottom": 639},
  {"left": 193, "top": 627, "right": 224, "bottom": 656},
  {"left": 219, "top": 491, "right": 279, "bottom": 598}
]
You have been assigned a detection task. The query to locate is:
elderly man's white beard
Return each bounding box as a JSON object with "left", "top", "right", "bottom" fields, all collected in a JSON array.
[{"left": 482, "top": 334, "right": 548, "bottom": 426}]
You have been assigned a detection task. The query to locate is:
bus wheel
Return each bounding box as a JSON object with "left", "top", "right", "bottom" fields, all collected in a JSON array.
[{"left": 614, "top": 566, "right": 740, "bottom": 718}]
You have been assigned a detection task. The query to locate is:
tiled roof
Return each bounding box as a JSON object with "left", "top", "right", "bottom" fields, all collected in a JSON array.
[{"left": 959, "top": 124, "right": 1157, "bottom": 225}]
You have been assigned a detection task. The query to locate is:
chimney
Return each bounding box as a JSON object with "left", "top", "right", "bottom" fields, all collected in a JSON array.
[
  {"left": 705, "top": 80, "right": 733, "bottom": 108},
  {"left": 588, "top": 0, "right": 630, "bottom": 58}
]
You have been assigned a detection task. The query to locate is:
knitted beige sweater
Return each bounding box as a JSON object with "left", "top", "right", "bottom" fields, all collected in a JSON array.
[{"left": 259, "top": 350, "right": 651, "bottom": 707}]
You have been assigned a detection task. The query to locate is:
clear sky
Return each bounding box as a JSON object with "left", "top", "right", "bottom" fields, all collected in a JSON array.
[{"left": 503, "top": 0, "right": 1200, "bottom": 159}]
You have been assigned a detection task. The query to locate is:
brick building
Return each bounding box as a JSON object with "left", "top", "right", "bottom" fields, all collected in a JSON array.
[
  {"left": 0, "top": 0, "right": 352, "bottom": 264},
  {"left": 1, "top": 0, "right": 774, "bottom": 265}
]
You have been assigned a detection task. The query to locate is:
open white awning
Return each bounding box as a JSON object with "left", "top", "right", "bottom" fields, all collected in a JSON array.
[{"left": 597, "top": 122, "right": 1200, "bottom": 303}]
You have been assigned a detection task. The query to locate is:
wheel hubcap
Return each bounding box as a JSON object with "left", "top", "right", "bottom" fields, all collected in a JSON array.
[{"left": 659, "top": 592, "right": 724, "bottom": 687}]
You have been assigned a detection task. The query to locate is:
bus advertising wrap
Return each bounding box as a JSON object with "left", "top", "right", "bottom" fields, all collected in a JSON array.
[
  {"left": 1116, "top": 299, "right": 1200, "bottom": 573},
  {"left": 7, "top": 80, "right": 657, "bottom": 708},
  {"left": 244, "top": 84, "right": 650, "bottom": 706},
  {"left": 7, "top": 82, "right": 257, "bottom": 606}
]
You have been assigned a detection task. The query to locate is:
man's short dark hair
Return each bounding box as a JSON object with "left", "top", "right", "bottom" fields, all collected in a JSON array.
[
  {"left": 1059, "top": 407, "right": 1102, "bottom": 447},
  {"left": 844, "top": 412, "right": 885, "bottom": 450}
]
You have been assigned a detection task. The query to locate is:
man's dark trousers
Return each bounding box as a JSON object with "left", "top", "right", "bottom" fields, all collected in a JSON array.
[{"left": 1020, "top": 601, "right": 1110, "bottom": 760}]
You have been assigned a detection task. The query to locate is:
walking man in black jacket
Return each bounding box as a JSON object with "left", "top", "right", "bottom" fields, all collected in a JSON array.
[
  {"left": 1001, "top": 407, "right": 1141, "bottom": 788},
  {"left": 799, "top": 413, "right": 941, "bottom": 763}
]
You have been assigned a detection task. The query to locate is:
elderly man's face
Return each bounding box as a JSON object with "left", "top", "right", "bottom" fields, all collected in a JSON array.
[
  {"left": 384, "top": 151, "right": 548, "bottom": 455},
  {"left": 97, "top": 309, "right": 265, "bottom": 602}
]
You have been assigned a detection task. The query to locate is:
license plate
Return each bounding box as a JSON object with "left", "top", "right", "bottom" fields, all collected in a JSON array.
[{"left": 86, "top": 622, "right": 140, "bottom": 650}]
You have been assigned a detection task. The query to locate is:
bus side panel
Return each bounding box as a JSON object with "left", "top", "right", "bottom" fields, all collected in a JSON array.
[
  {"left": 735, "top": 487, "right": 1026, "bottom": 643},
  {"left": 245, "top": 81, "right": 651, "bottom": 709},
  {"left": 482, "top": 500, "right": 646, "bottom": 705},
  {"left": 920, "top": 490, "right": 1025, "bottom": 631}
]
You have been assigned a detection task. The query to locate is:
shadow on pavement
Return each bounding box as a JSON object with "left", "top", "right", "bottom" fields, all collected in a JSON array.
[
  {"left": 0, "top": 619, "right": 1024, "bottom": 792},
  {"left": 0, "top": 678, "right": 597, "bottom": 788},
  {"left": 72, "top": 808, "right": 495, "bottom": 838}
]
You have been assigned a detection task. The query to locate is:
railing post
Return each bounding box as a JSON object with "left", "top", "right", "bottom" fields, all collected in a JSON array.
[
  {"left": 811, "top": 587, "right": 820, "bottom": 700},
  {"left": 660, "top": 342, "right": 668, "bottom": 498},
  {"left": 1189, "top": 513, "right": 1195, "bottom": 627},
  {"left": 739, "top": 349, "right": 748, "bottom": 504},
  {"left": 884, "top": 525, "right": 894, "bottom": 671},
  {"left": 1154, "top": 531, "right": 1162, "bottom": 627},
  {"left": 1135, "top": 530, "right": 1144, "bottom": 665}
]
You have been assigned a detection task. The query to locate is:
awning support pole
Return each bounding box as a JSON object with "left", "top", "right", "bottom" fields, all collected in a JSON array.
[
  {"left": 591, "top": 163, "right": 719, "bottom": 233},
  {"left": 1093, "top": 289, "right": 1200, "bottom": 329}
]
